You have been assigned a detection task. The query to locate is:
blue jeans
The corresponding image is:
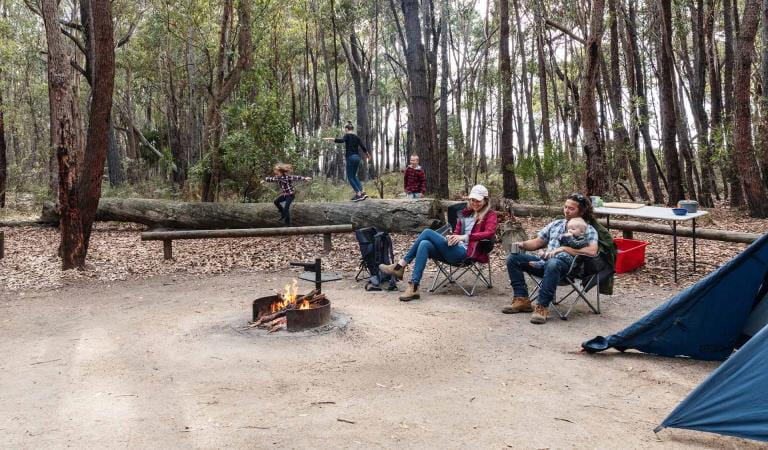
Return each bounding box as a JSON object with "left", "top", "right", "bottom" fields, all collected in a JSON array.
[
  {"left": 404, "top": 229, "right": 467, "bottom": 285},
  {"left": 346, "top": 154, "right": 363, "bottom": 193},
  {"left": 273, "top": 194, "right": 294, "bottom": 225},
  {"left": 506, "top": 253, "right": 571, "bottom": 307}
]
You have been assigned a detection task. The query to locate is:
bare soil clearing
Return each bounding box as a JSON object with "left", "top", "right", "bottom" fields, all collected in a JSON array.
[{"left": 0, "top": 270, "right": 763, "bottom": 448}]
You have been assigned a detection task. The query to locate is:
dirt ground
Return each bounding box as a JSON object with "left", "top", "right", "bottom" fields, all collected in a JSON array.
[{"left": 1, "top": 266, "right": 764, "bottom": 449}]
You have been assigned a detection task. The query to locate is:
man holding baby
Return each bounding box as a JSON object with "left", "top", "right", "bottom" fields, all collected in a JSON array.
[{"left": 504, "top": 193, "right": 603, "bottom": 324}]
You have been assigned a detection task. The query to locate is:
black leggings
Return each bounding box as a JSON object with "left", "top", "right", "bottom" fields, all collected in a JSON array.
[{"left": 273, "top": 194, "right": 295, "bottom": 225}]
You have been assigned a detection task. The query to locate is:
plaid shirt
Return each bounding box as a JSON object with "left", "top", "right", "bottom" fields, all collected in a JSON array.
[
  {"left": 537, "top": 219, "right": 598, "bottom": 252},
  {"left": 264, "top": 174, "right": 310, "bottom": 196},
  {"left": 403, "top": 165, "right": 426, "bottom": 194}
]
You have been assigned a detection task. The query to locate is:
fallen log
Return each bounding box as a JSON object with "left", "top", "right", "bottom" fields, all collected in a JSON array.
[
  {"left": 41, "top": 198, "right": 444, "bottom": 233},
  {"left": 594, "top": 219, "right": 759, "bottom": 244}
]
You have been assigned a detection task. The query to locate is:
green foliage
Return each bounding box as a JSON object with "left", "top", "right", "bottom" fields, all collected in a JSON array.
[{"left": 218, "top": 86, "right": 294, "bottom": 201}]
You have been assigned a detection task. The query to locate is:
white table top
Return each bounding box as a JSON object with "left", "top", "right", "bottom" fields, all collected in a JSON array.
[{"left": 594, "top": 205, "right": 709, "bottom": 221}]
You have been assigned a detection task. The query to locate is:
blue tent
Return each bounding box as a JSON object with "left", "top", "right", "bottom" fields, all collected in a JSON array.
[
  {"left": 582, "top": 233, "right": 768, "bottom": 361},
  {"left": 654, "top": 322, "right": 768, "bottom": 442}
]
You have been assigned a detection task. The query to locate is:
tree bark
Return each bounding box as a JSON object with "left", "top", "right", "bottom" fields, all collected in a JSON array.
[
  {"left": 658, "top": 0, "right": 685, "bottom": 205},
  {"left": 498, "top": 0, "right": 519, "bottom": 199},
  {"left": 723, "top": 0, "right": 744, "bottom": 205},
  {"left": 42, "top": 198, "right": 445, "bottom": 233},
  {"left": 400, "top": 0, "right": 440, "bottom": 196},
  {"left": 579, "top": 0, "right": 607, "bottom": 196},
  {"left": 0, "top": 79, "right": 6, "bottom": 208},
  {"left": 42, "top": 0, "right": 115, "bottom": 269},
  {"left": 201, "top": 0, "right": 253, "bottom": 202},
  {"left": 732, "top": 0, "right": 768, "bottom": 216}
]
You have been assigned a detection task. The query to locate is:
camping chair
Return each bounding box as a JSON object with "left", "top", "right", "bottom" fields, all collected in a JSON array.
[
  {"left": 428, "top": 202, "right": 495, "bottom": 297},
  {"left": 526, "top": 253, "right": 614, "bottom": 320}
]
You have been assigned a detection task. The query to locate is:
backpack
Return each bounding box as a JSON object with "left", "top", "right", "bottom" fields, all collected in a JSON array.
[{"left": 354, "top": 227, "right": 398, "bottom": 291}]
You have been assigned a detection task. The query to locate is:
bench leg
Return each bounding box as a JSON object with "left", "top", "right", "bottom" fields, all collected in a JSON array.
[
  {"left": 323, "top": 233, "right": 332, "bottom": 253},
  {"left": 0, "top": 231, "right": 4, "bottom": 259},
  {"left": 163, "top": 240, "right": 173, "bottom": 260}
]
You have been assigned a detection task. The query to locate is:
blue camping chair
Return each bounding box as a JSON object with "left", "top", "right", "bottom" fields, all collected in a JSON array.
[
  {"left": 428, "top": 202, "right": 495, "bottom": 297},
  {"left": 527, "top": 252, "right": 613, "bottom": 320}
]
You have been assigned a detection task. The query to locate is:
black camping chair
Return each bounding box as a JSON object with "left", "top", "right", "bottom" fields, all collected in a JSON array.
[
  {"left": 428, "top": 202, "right": 495, "bottom": 297},
  {"left": 527, "top": 252, "right": 614, "bottom": 320}
]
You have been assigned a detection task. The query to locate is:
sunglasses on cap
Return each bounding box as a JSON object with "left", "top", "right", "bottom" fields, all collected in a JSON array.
[{"left": 567, "top": 193, "right": 588, "bottom": 205}]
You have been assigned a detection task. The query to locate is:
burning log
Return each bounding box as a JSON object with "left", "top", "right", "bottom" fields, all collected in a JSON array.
[{"left": 251, "top": 290, "right": 327, "bottom": 328}]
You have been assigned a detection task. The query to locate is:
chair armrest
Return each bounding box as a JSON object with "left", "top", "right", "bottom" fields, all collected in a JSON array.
[
  {"left": 476, "top": 238, "right": 495, "bottom": 254},
  {"left": 570, "top": 253, "right": 608, "bottom": 278}
]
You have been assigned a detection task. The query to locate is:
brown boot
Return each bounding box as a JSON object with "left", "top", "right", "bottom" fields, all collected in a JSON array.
[
  {"left": 501, "top": 296, "right": 533, "bottom": 314},
  {"left": 379, "top": 263, "right": 405, "bottom": 280},
  {"left": 530, "top": 304, "right": 549, "bottom": 324},
  {"left": 399, "top": 283, "right": 420, "bottom": 302}
]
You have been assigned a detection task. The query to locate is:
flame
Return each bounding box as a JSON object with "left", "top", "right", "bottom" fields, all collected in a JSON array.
[
  {"left": 298, "top": 299, "right": 311, "bottom": 310},
  {"left": 270, "top": 279, "right": 301, "bottom": 313}
]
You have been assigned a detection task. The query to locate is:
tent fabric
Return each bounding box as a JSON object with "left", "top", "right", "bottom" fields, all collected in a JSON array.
[
  {"left": 656, "top": 322, "right": 768, "bottom": 442},
  {"left": 582, "top": 233, "right": 768, "bottom": 361}
]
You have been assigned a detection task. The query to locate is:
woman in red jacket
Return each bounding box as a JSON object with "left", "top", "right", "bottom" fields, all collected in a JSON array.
[{"left": 379, "top": 185, "right": 498, "bottom": 301}]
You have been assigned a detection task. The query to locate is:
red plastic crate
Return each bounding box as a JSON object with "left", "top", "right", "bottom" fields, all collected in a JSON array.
[{"left": 614, "top": 238, "right": 649, "bottom": 273}]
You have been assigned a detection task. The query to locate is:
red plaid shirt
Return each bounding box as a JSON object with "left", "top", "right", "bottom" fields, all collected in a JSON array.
[{"left": 404, "top": 165, "right": 426, "bottom": 194}]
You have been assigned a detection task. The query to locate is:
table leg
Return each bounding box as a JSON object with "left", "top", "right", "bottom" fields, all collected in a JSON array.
[
  {"left": 673, "top": 221, "right": 678, "bottom": 283},
  {"left": 606, "top": 216, "right": 610, "bottom": 229},
  {"left": 692, "top": 218, "right": 697, "bottom": 272}
]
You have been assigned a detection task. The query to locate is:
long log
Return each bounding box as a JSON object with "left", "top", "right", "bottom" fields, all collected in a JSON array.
[
  {"left": 141, "top": 224, "right": 354, "bottom": 241},
  {"left": 595, "top": 219, "right": 759, "bottom": 244},
  {"left": 41, "top": 198, "right": 445, "bottom": 233}
]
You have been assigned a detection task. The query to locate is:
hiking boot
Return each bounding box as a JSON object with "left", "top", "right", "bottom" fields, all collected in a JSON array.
[
  {"left": 501, "top": 296, "right": 533, "bottom": 314},
  {"left": 399, "top": 282, "right": 420, "bottom": 302},
  {"left": 379, "top": 263, "right": 404, "bottom": 280},
  {"left": 530, "top": 304, "right": 549, "bottom": 324}
]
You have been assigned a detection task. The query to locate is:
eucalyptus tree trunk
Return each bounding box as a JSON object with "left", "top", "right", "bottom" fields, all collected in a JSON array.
[
  {"left": 0, "top": 83, "right": 5, "bottom": 208},
  {"left": 759, "top": 0, "right": 768, "bottom": 189},
  {"left": 499, "top": 0, "right": 519, "bottom": 199},
  {"left": 732, "top": 0, "right": 768, "bottom": 217},
  {"left": 723, "top": 0, "right": 744, "bottom": 205},
  {"left": 201, "top": 0, "right": 253, "bottom": 202},
  {"left": 579, "top": 0, "right": 607, "bottom": 196},
  {"left": 400, "top": 0, "right": 441, "bottom": 196},
  {"left": 706, "top": 0, "right": 724, "bottom": 200},
  {"left": 687, "top": 0, "right": 715, "bottom": 206},
  {"left": 42, "top": 0, "right": 115, "bottom": 269},
  {"left": 531, "top": 2, "right": 551, "bottom": 203},
  {"left": 608, "top": 0, "right": 646, "bottom": 200},
  {"left": 658, "top": 0, "right": 685, "bottom": 205},
  {"left": 439, "top": 0, "right": 450, "bottom": 190},
  {"left": 626, "top": 0, "right": 664, "bottom": 204}
]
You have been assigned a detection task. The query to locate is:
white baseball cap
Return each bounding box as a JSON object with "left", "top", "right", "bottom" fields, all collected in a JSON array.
[{"left": 467, "top": 184, "right": 489, "bottom": 201}]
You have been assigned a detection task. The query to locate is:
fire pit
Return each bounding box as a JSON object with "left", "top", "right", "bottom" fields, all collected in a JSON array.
[
  {"left": 250, "top": 258, "right": 339, "bottom": 333},
  {"left": 252, "top": 289, "right": 331, "bottom": 332}
]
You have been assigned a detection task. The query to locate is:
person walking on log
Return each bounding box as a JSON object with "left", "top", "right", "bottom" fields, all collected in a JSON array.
[
  {"left": 263, "top": 163, "right": 311, "bottom": 226},
  {"left": 323, "top": 122, "right": 371, "bottom": 201},
  {"left": 379, "top": 185, "right": 498, "bottom": 301}
]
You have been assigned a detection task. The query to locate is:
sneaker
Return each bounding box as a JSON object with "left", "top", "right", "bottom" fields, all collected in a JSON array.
[
  {"left": 501, "top": 296, "right": 533, "bottom": 314},
  {"left": 379, "top": 263, "right": 405, "bottom": 280},
  {"left": 351, "top": 194, "right": 364, "bottom": 202},
  {"left": 359, "top": 192, "right": 369, "bottom": 200},
  {"left": 530, "top": 304, "right": 549, "bottom": 324}
]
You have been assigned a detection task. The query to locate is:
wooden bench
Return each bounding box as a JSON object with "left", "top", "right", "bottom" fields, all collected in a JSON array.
[{"left": 140, "top": 224, "right": 355, "bottom": 260}]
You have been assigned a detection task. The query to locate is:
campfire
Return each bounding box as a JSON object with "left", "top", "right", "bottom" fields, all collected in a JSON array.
[{"left": 251, "top": 280, "right": 331, "bottom": 332}]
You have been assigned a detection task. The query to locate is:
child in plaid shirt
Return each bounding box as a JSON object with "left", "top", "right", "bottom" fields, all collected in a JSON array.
[{"left": 263, "top": 163, "right": 311, "bottom": 226}]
